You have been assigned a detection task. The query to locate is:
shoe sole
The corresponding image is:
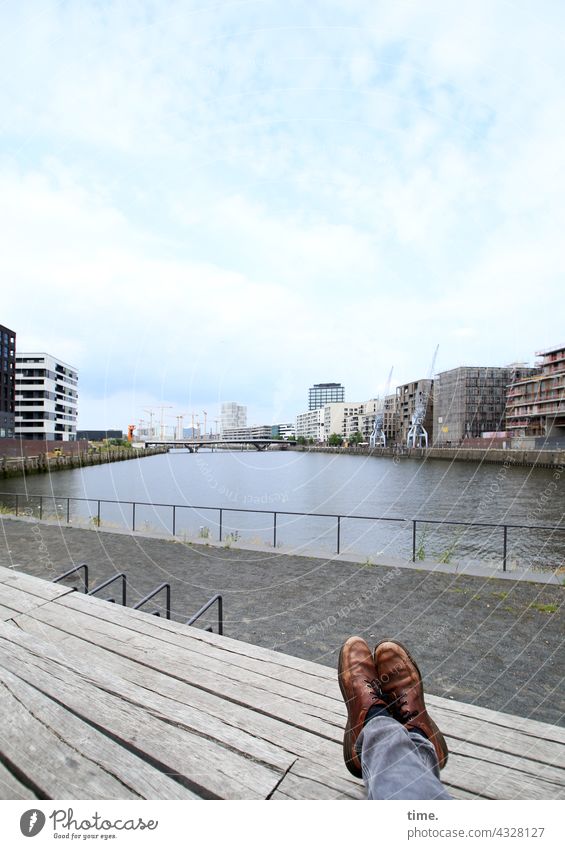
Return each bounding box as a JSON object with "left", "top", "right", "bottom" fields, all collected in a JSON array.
[
  {"left": 337, "top": 643, "right": 363, "bottom": 778},
  {"left": 374, "top": 638, "right": 449, "bottom": 769}
]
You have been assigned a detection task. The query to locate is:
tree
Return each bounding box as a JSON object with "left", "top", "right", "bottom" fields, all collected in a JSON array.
[
  {"left": 296, "top": 435, "right": 307, "bottom": 445},
  {"left": 350, "top": 431, "right": 364, "bottom": 445},
  {"left": 328, "top": 433, "right": 343, "bottom": 446}
]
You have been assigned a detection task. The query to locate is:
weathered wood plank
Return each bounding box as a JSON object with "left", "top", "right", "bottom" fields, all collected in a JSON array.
[
  {"left": 270, "top": 757, "right": 366, "bottom": 800},
  {"left": 0, "top": 760, "right": 38, "bottom": 800},
  {"left": 12, "top": 613, "right": 357, "bottom": 780},
  {"left": 20, "top": 602, "right": 346, "bottom": 733},
  {"left": 440, "top": 752, "right": 565, "bottom": 800},
  {"left": 0, "top": 670, "right": 141, "bottom": 799},
  {"left": 0, "top": 624, "right": 288, "bottom": 799},
  {"left": 427, "top": 694, "right": 565, "bottom": 746},
  {"left": 1, "top": 570, "right": 76, "bottom": 602},
  {"left": 0, "top": 583, "right": 69, "bottom": 617},
  {"left": 56, "top": 590, "right": 338, "bottom": 685},
  {"left": 0, "top": 665, "right": 200, "bottom": 800},
  {"left": 0, "top": 604, "right": 19, "bottom": 621}
]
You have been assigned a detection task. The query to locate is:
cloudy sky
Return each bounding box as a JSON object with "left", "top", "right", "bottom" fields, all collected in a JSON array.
[{"left": 1, "top": 0, "right": 564, "bottom": 430}]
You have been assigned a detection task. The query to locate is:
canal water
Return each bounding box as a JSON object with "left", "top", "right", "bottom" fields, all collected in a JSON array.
[{"left": 0, "top": 450, "right": 563, "bottom": 572}]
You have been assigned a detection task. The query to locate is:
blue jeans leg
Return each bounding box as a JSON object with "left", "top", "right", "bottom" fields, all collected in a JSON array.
[{"left": 355, "top": 715, "right": 452, "bottom": 800}]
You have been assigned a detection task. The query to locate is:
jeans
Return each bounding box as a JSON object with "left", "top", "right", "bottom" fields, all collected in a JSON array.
[{"left": 356, "top": 715, "right": 453, "bottom": 800}]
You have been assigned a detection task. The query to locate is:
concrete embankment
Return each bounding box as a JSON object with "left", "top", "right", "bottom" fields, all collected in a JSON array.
[
  {"left": 0, "top": 446, "right": 167, "bottom": 479},
  {"left": 293, "top": 444, "right": 564, "bottom": 469}
]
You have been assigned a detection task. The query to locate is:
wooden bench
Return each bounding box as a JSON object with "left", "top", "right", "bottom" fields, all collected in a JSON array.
[{"left": 0, "top": 566, "right": 563, "bottom": 800}]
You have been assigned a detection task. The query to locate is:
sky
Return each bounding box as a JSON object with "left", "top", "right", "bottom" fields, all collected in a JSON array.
[{"left": 1, "top": 0, "right": 564, "bottom": 430}]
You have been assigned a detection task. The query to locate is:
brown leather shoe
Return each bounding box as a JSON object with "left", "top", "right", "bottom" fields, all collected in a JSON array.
[
  {"left": 374, "top": 639, "right": 448, "bottom": 770},
  {"left": 338, "top": 636, "right": 388, "bottom": 778}
]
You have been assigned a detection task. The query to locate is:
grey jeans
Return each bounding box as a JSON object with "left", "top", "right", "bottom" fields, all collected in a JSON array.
[{"left": 356, "top": 715, "right": 453, "bottom": 800}]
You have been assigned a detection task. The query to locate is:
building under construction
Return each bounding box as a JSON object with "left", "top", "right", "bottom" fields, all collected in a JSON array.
[{"left": 433, "top": 365, "right": 537, "bottom": 446}]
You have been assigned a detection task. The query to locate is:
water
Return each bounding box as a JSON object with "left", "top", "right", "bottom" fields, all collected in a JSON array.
[{"left": 1, "top": 450, "right": 563, "bottom": 572}]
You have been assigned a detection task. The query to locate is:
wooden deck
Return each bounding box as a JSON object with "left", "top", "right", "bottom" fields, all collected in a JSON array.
[{"left": 0, "top": 566, "right": 563, "bottom": 801}]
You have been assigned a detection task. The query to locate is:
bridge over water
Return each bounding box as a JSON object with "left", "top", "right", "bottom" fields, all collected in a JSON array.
[{"left": 136, "top": 438, "right": 296, "bottom": 452}]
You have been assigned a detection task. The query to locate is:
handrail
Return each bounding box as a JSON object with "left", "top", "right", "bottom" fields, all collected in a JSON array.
[
  {"left": 186, "top": 593, "right": 223, "bottom": 635},
  {"left": 53, "top": 563, "right": 89, "bottom": 593},
  {"left": 88, "top": 573, "right": 127, "bottom": 606},
  {"left": 133, "top": 582, "right": 171, "bottom": 619},
  {"left": 2, "top": 490, "right": 563, "bottom": 572}
]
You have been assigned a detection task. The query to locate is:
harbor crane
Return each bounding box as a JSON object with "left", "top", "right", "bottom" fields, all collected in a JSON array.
[
  {"left": 406, "top": 345, "right": 439, "bottom": 449},
  {"left": 370, "top": 367, "right": 394, "bottom": 448}
]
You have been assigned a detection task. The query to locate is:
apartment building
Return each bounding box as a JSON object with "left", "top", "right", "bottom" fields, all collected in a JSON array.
[
  {"left": 296, "top": 408, "right": 324, "bottom": 442},
  {"left": 15, "top": 353, "right": 78, "bottom": 441},
  {"left": 433, "top": 365, "right": 537, "bottom": 445},
  {"left": 505, "top": 345, "right": 564, "bottom": 440},
  {"left": 0, "top": 323, "right": 16, "bottom": 438},
  {"left": 221, "top": 425, "right": 272, "bottom": 440},
  {"left": 324, "top": 402, "right": 364, "bottom": 441},
  {"left": 396, "top": 379, "right": 434, "bottom": 445}
]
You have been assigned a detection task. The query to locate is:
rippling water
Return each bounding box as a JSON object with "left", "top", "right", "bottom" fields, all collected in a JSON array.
[{"left": 1, "top": 450, "right": 563, "bottom": 572}]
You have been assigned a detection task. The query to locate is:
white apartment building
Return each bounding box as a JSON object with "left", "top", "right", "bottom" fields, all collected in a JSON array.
[
  {"left": 15, "top": 353, "right": 78, "bottom": 441},
  {"left": 222, "top": 425, "right": 272, "bottom": 440},
  {"left": 296, "top": 408, "right": 325, "bottom": 442},
  {"left": 220, "top": 402, "right": 247, "bottom": 435},
  {"left": 324, "top": 402, "right": 364, "bottom": 441}
]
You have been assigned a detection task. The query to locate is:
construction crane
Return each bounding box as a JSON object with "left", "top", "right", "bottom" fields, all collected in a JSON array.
[
  {"left": 370, "top": 367, "right": 394, "bottom": 448},
  {"left": 143, "top": 408, "right": 156, "bottom": 439},
  {"left": 202, "top": 410, "right": 207, "bottom": 441},
  {"left": 406, "top": 345, "right": 439, "bottom": 449},
  {"left": 175, "top": 413, "right": 189, "bottom": 441}
]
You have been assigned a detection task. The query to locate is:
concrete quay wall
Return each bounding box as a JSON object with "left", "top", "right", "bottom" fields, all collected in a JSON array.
[
  {"left": 293, "top": 444, "right": 564, "bottom": 469},
  {"left": 0, "top": 445, "right": 167, "bottom": 479}
]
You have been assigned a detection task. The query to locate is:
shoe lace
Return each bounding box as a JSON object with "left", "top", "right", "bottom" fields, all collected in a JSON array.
[
  {"left": 365, "top": 677, "right": 386, "bottom": 703},
  {"left": 394, "top": 689, "right": 419, "bottom": 723}
]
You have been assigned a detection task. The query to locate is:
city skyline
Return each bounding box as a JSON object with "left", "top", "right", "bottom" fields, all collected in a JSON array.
[{"left": 1, "top": 2, "right": 564, "bottom": 427}]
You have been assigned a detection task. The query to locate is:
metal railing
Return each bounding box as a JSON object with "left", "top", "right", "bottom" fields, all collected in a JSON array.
[
  {"left": 133, "top": 582, "right": 171, "bottom": 619},
  {"left": 186, "top": 593, "right": 223, "bottom": 635},
  {"left": 4, "top": 490, "right": 564, "bottom": 572},
  {"left": 53, "top": 565, "right": 218, "bottom": 630}
]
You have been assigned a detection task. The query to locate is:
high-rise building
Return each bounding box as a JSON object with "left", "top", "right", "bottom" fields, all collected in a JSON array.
[
  {"left": 220, "top": 402, "right": 247, "bottom": 435},
  {"left": 308, "top": 382, "right": 345, "bottom": 410},
  {"left": 505, "top": 345, "right": 564, "bottom": 440},
  {"left": 433, "top": 365, "right": 537, "bottom": 446},
  {"left": 0, "top": 324, "right": 16, "bottom": 438},
  {"left": 15, "top": 353, "right": 78, "bottom": 441}
]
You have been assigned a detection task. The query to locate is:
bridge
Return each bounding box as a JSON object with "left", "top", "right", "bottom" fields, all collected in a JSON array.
[{"left": 136, "top": 438, "right": 296, "bottom": 452}]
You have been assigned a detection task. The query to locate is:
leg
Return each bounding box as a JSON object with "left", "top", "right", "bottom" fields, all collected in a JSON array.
[{"left": 356, "top": 716, "right": 452, "bottom": 799}]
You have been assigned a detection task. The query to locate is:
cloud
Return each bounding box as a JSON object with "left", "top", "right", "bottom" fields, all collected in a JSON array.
[{"left": 0, "top": 0, "right": 563, "bottom": 428}]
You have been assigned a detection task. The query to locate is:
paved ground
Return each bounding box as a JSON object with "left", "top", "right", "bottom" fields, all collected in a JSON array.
[{"left": 1, "top": 517, "right": 563, "bottom": 726}]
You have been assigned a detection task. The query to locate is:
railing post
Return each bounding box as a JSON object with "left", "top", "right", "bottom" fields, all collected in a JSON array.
[
  {"left": 337, "top": 516, "right": 341, "bottom": 554},
  {"left": 219, "top": 508, "right": 223, "bottom": 541},
  {"left": 39, "top": 495, "right": 43, "bottom": 520},
  {"left": 97, "top": 500, "right": 101, "bottom": 526},
  {"left": 273, "top": 512, "right": 277, "bottom": 548},
  {"left": 15, "top": 493, "right": 18, "bottom": 516},
  {"left": 66, "top": 497, "right": 70, "bottom": 524},
  {"left": 132, "top": 502, "right": 136, "bottom": 532},
  {"left": 503, "top": 525, "right": 508, "bottom": 572},
  {"left": 412, "top": 520, "right": 417, "bottom": 562},
  {"left": 172, "top": 505, "right": 176, "bottom": 536}
]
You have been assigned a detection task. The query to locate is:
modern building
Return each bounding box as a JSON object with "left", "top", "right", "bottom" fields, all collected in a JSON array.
[
  {"left": 220, "top": 402, "right": 247, "bottom": 435},
  {"left": 76, "top": 430, "right": 122, "bottom": 441},
  {"left": 308, "top": 382, "right": 345, "bottom": 410},
  {"left": 296, "top": 408, "right": 325, "bottom": 442},
  {"left": 505, "top": 345, "right": 565, "bottom": 441},
  {"left": 0, "top": 323, "right": 16, "bottom": 438},
  {"left": 221, "top": 425, "right": 272, "bottom": 440},
  {"left": 433, "top": 365, "right": 537, "bottom": 446},
  {"left": 272, "top": 423, "right": 295, "bottom": 440},
  {"left": 15, "top": 353, "right": 78, "bottom": 441},
  {"left": 324, "top": 402, "right": 364, "bottom": 441},
  {"left": 396, "top": 379, "right": 434, "bottom": 445}
]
